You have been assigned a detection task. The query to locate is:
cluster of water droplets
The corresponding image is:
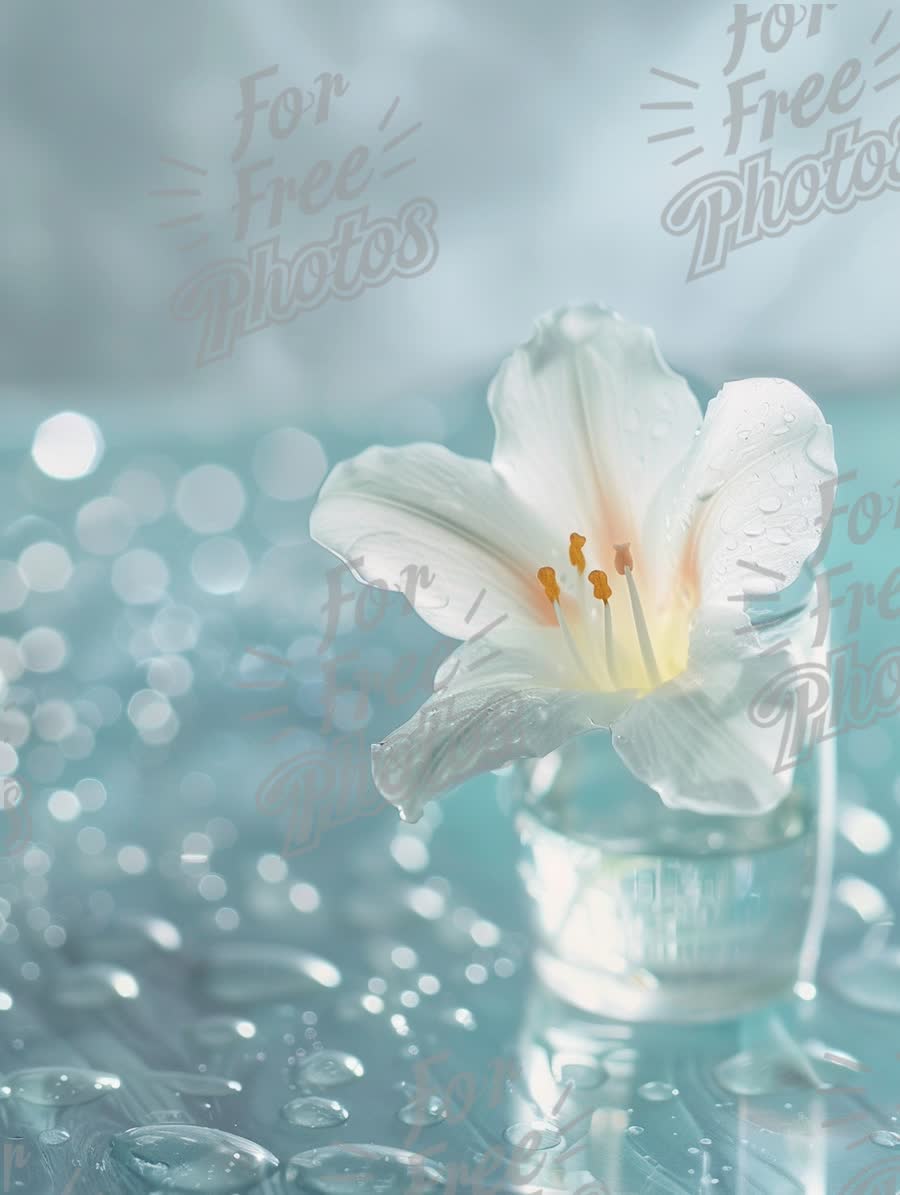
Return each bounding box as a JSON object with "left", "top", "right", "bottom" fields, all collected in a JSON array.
[{"left": 2, "top": 410, "right": 898, "bottom": 1194}]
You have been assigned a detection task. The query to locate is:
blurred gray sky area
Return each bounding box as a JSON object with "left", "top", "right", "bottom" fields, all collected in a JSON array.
[{"left": 2, "top": 0, "right": 899, "bottom": 436}]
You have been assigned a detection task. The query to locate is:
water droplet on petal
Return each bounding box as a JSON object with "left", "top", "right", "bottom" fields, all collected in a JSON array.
[{"left": 804, "top": 427, "right": 835, "bottom": 474}]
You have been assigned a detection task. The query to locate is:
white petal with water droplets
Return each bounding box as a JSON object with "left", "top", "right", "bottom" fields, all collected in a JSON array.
[
  {"left": 311, "top": 442, "right": 556, "bottom": 640},
  {"left": 646, "top": 378, "right": 836, "bottom": 608},
  {"left": 373, "top": 630, "right": 633, "bottom": 820},
  {"left": 611, "top": 608, "right": 798, "bottom": 815},
  {"left": 489, "top": 304, "right": 702, "bottom": 567}
]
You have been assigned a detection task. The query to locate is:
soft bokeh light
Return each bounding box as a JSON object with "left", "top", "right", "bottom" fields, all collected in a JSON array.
[
  {"left": 252, "top": 427, "right": 327, "bottom": 500},
  {"left": 31, "top": 413, "right": 103, "bottom": 479},
  {"left": 175, "top": 466, "right": 246, "bottom": 534}
]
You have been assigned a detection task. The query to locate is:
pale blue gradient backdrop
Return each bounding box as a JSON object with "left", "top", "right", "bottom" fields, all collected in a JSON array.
[{"left": 1, "top": 4, "right": 899, "bottom": 1193}]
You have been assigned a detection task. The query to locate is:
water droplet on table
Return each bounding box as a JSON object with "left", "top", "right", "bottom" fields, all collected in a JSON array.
[
  {"left": 189, "top": 1015, "right": 257, "bottom": 1048},
  {"left": 297, "top": 1050, "right": 364, "bottom": 1088},
  {"left": 110, "top": 1124, "right": 278, "bottom": 1191},
  {"left": 713, "top": 1046, "right": 823, "bottom": 1096},
  {"left": 871, "top": 1130, "right": 900, "bottom": 1149},
  {"left": 38, "top": 1129, "right": 70, "bottom": 1146},
  {"left": 283, "top": 1096, "right": 350, "bottom": 1128},
  {"left": 154, "top": 1071, "right": 242, "bottom": 1097},
  {"left": 502, "top": 1121, "right": 562, "bottom": 1150},
  {"left": 1, "top": 1067, "right": 121, "bottom": 1106},
  {"left": 53, "top": 963, "right": 140, "bottom": 1008},
  {"left": 91, "top": 914, "right": 182, "bottom": 958},
  {"left": 638, "top": 1081, "right": 679, "bottom": 1102},
  {"left": 828, "top": 948, "right": 900, "bottom": 1014},
  {"left": 400, "top": 1094, "right": 446, "bottom": 1127},
  {"left": 200, "top": 942, "right": 340, "bottom": 1004},
  {"left": 286, "top": 1144, "right": 445, "bottom": 1193}
]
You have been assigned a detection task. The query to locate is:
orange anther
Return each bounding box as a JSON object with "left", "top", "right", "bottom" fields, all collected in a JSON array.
[
  {"left": 613, "top": 543, "right": 633, "bottom": 576},
  {"left": 537, "top": 566, "right": 560, "bottom": 603},
  {"left": 588, "top": 569, "right": 612, "bottom": 603},
  {"left": 568, "top": 532, "right": 587, "bottom": 573}
]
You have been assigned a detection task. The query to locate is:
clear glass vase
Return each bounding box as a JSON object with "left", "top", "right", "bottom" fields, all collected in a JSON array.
[{"left": 502, "top": 581, "right": 836, "bottom": 1023}]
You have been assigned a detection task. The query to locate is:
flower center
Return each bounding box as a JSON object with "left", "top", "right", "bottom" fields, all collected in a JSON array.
[{"left": 537, "top": 532, "right": 678, "bottom": 692}]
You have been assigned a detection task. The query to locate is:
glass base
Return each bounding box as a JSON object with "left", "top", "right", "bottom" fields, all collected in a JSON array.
[
  {"left": 532, "top": 947, "right": 796, "bottom": 1023},
  {"left": 505, "top": 728, "right": 832, "bottom": 1024}
]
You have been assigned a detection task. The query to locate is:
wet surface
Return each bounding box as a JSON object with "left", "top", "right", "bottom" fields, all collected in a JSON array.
[{"left": 1, "top": 400, "right": 899, "bottom": 1194}]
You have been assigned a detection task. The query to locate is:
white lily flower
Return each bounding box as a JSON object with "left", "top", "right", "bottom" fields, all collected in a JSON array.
[{"left": 310, "top": 305, "right": 836, "bottom": 822}]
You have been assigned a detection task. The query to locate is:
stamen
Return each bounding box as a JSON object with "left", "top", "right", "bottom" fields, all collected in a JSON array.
[
  {"left": 603, "top": 602, "right": 619, "bottom": 688},
  {"left": 588, "top": 569, "right": 611, "bottom": 604},
  {"left": 536, "top": 564, "right": 593, "bottom": 685},
  {"left": 622, "top": 564, "right": 662, "bottom": 688},
  {"left": 555, "top": 601, "right": 594, "bottom": 685},
  {"left": 589, "top": 569, "right": 619, "bottom": 686},
  {"left": 613, "top": 542, "right": 633, "bottom": 575},
  {"left": 569, "top": 532, "right": 587, "bottom": 574},
  {"left": 537, "top": 566, "right": 560, "bottom": 603}
]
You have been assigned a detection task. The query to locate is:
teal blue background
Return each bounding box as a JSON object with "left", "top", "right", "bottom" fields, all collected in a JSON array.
[{"left": 2, "top": 1, "right": 900, "bottom": 1190}]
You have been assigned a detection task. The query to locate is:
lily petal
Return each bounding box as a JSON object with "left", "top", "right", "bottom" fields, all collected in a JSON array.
[
  {"left": 489, "top": 304, "right": 702, "bottom": 566},
  {"left": 310, "top": 443, "right": 553, "bottom": 640},
  {"left": 611, "top": 608, "right": 800, "bottom": 815},
  {"left": 647, "top": 379, "right": 836, "bottom": 609},
  {"left": 373, "top": 629, "right": 634, "bottom": 821}
]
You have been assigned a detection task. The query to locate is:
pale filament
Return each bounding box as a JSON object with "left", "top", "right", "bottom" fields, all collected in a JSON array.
[
  {"left": 536, "top": 563, "right": 593, "bottom": 685},
  {"left": 538, "top": 535, "right": 662, "bottom": 691},
  {"left": 602, "top": 599, "right": 620, "bottom": 687}
]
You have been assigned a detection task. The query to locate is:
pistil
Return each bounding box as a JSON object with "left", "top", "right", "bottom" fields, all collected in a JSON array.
[{"left": 614, "top": 543, "right": 662, "bottom": 688}]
